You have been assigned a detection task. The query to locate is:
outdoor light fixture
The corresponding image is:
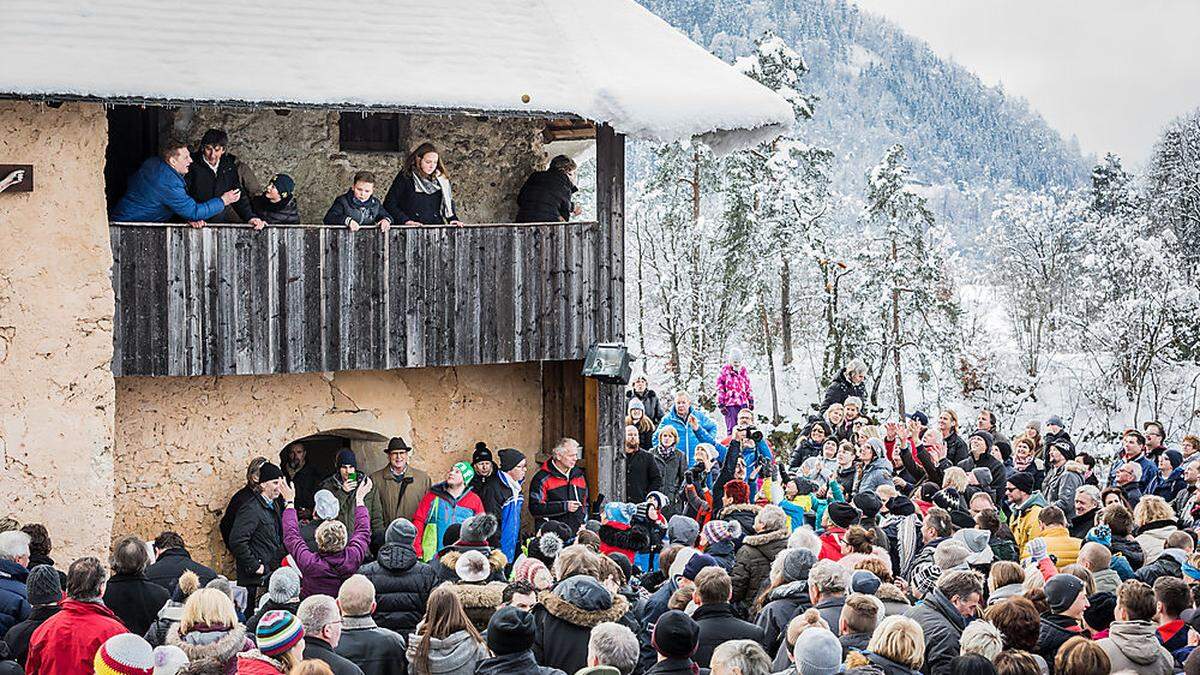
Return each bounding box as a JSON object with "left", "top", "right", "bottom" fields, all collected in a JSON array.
[{"left": 582, "top": 342, "right": 633, "bottom": 384}]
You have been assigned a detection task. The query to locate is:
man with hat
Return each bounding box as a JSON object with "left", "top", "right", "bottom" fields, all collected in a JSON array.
[
  {"left": 1006, "top": 471, "right": 1047, "bottom": 556},
  {"left": 958, "top": 429, "right": 1007, "bottom": 500},
  {"left": 1042, "top": 438, "right": 1084, "bottom": 518},
  {"left": 316, "top": 449, "right": 363, "bottom": 536},
  {"left": 646, "top": 610, "right": 701, "bottom": 674},
  {"left": 1147, "top": 448, "right": 1186, "bottom": 501},
  {"left": 229, "top": 461, "right": 288, "bottom": 606},
  {"left": 476, "top": 606, "right": 566, "bottom": 674},
  {"left": 1036, "top": 573, "right": 1088, "bottom": 663},
  {"left": 250, "top": 173, "right": 301, "bottom": 225},
  {"left": 475, "top": 447, "right": 528, "bottom": 562},
  {"left": 366, "top": 436, "right": 432, "bottom": 548}
]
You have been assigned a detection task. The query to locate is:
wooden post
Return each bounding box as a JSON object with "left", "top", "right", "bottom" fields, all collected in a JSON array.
[{"left": 594, "top": 123, "right": 626, "bottom": 502}]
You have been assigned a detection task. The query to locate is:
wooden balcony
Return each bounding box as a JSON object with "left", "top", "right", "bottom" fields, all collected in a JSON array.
[{"left": 110, "top": 221, "right": 623, "bottom": 377}]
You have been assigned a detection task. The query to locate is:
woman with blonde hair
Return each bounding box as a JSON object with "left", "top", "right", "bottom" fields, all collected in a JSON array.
[
  {"left": 843, "top": 615, "right": 924, "bottom": 675},
  {"left": 166, "top": 587, "right": 252, "bottom": 674},
  {"left": 1133, "top": 495, "right": 1179, "bottom": 562},
  {"left": 405, "top": 586, "right": 487, "bottom": 675},
  {"left": 652, "top": 425, "right": 687, "bottom": 515},
  {"left": 384, "top": 142, "right": 461, "bottom": 226},
  {"left": 942, "top": 466, "right": 969, "bottom": 493}
]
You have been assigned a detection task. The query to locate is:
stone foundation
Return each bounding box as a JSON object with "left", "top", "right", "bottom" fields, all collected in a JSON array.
[
  {"left": 113, "top": 363, "right": 543, "bottom": 572},
  {"left": 0, "top": 101, "right": 117, "bottom": 563}
]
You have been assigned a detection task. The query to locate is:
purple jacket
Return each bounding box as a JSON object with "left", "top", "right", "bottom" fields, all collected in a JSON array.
[{"left": 282, "top": 504, "right": 370, "bottom": 599}]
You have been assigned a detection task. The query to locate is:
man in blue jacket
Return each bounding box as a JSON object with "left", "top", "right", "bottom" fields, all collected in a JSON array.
[
  {"left": 112, "top": 140, "right": 240, "bottom": 224},
  {"left": 653, "top": 391, "right": 719, "bottom": 466}
]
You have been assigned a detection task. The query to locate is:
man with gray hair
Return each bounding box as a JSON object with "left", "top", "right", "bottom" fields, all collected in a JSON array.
[
  {"left": 335, "top": 575, "right": 405, "bottom": 675},
  {"left": 298, "top": 593, "right": 364, "bottom": 675},
  {"left": 581, "top": 621, "right": 639, "bottom": 675},
  {"left": 1070, "top": 485, "right": 1103, "bottom": 539},
  {"left": 904, "top": 569, "right": 984, "bottom": 675},
  {"left": 1079, "top": 541, "right": 1121, "bottom": 595},
  {"left": 0, "top": 530, "right": 31, "bottom": 635},
  {"left": 822, "top": 358, "right": 867, "bottom": 410},
  {"left": 807, "top": 559, "right": 849, "bottom": 633},
  {"left": 709, "top": 639, "right": 772, "bottom": 675}
]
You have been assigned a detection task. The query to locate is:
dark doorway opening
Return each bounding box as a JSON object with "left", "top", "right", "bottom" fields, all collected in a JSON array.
[
  {"left": 105, "top": 105, "right": 163, "bottom": 213},
  {"left": 278, "top": 434, "right": 350, "bottom": 485}
]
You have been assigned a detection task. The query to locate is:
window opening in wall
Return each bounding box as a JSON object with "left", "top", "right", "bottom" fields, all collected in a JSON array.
[{"left": 338, "top": 112, "right": 411, "bottom": 152}]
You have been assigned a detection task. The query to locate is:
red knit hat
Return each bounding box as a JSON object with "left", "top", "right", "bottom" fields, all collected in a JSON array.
[{"left": 724, "top": 480, "right": 750, "bottom": 505}]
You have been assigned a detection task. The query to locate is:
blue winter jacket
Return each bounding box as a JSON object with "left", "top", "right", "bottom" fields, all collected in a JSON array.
[
  {"left": 652, "top": 406, "right": 719, "bottom": 465},
  {"left": 497, "top": 471, "right": 525, "bottom": 563},
  {"left": 0, "top": 559, "right": 31, "bottom": 636},
  {"left": 112, "top": 157, "right": 225, "bottom": 222}
]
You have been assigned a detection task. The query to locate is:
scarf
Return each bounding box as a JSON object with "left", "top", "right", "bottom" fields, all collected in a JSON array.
[
  {"left": 656, "top": 443, "right": 679, "bottom": 461},
  {"left": 412, "top": 171, "right": 455, "bottom": 220}
]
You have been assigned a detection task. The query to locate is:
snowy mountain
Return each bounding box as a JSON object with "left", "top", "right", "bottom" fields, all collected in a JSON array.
[{"left": 637, "top": 0, "right": 1091, "bottom": 224}]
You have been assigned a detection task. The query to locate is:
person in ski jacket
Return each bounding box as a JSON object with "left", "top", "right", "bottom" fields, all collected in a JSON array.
[{"left": 412, "top": 462, "right": 485, "bottom": 561}]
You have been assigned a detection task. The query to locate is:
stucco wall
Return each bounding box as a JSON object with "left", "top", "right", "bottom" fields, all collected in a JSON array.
[
  {"left": 0, "top": 101, "right": 117, "bottom": 562},
  {"left": 113, "top": 363, "right": 543, "bottom": 571},
  {"left": 167, "top": 108, "right": 549, "bottom": 224}
]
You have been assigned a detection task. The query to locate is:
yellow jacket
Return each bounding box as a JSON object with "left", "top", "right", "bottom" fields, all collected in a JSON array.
[
  {"left": 1011, "top": 493, "right": 1047, "bottom": 556},
  {"left": 1024, "top": 525, "right": 1082, "bottom": 568}
]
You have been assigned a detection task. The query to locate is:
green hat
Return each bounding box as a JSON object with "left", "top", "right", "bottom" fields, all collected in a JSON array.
[{"left": 454, "top": 461, "right": 475, "bottom": 485}]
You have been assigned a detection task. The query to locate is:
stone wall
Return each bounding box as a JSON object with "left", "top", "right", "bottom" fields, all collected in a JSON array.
[
  {"left": 112, "top": 363, "right": 544, "bottom": 571},
  {"left": 167, "top": 108, "right": 550, "bottom": 224},
  {"left": 0, "top": 102, "right": 117, "bottom": 562}
]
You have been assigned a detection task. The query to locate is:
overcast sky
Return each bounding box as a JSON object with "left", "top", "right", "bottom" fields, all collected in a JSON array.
[{"left": 851, "top": 0, "right": 1200, "bottom": 167}]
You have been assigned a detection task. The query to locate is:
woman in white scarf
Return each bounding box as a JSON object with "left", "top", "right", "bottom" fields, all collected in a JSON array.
[{"left": 383, "top": 142, "right": 462, "bottom": 226}]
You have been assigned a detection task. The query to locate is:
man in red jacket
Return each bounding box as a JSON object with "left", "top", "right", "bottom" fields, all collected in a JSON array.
[{"left": 26, "top": 557, "right": 127, "bottom": 674}]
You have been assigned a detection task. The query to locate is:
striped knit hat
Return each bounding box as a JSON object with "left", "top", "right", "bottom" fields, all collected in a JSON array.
[
  {"left": 256, "top": 610, "right": 305, "bottom": 656},
  {"left": 94, "top": 634, "right": 154, "bottom": 675}
]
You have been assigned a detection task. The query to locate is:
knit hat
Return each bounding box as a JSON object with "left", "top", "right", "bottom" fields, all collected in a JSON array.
[
  {"left": 1007, "top": 472, "right": 1035, "bottom": 495},
  {"left": 257, "top": 462, "right": 284, "bottom": 484},
  {"left": 651, "top": 610, "right": 700, "bottom": 659},
  {"left": 442, "top": 524, "right": 462, "bottom": 550},
  {"left": 647, "top": 491, "right": 670, "bottom": 511},
  {"left": 681, "top": 553, "right": 718, "bottom": 581},
  {"left": 864, "top": 438, "right": 885, "bottom": 461},
  {"left": 911, "top": 562, "right": 941, "bottom": 598},
  {"left": 151, "top": 645, "right": 189, "bottom": 675},
  {"left": 907, "top": 411, "right": 929, "bottom": 427},
  {"left": 953, "top": 528, "right": 995, "bottom": 565},
  {"left": 453, "top": 461, "right": 476, "bottom": 485},
  {"left": 1044, "top": 574, "right": 1085, "bottom": 613},
  {"left": 269, "top": 174, "right": 295, "bottom": 200},
  {"left": 487, "top": 606, "right": 536, "bottom": 655},
  {"left": 606, "top": 552, "right": 633, "bottom": 584},
  {"left": 782, "top": 548, "right": 816, "bottom": 583},
  {"left": 853, "top": 492, "right": 882, "bottom": 521},
  {"left": 386, "top": 436, "right": 412, "bottom": 452},
  {"left": 828, "top": 501, "right": 861, "bottom": 528},
  {"left": 724, "top": 480, "right": 750, "bottom": 505},
  {"left": 527, "top": 532, "right": 564, "bottom": 567},
  {"left": 1046, "top": 415, "right": 1065, "bottom": 429},
  {"left": 456, "top": 550, "right": 492, "bottom": 583},
  {"left": 668, "top": 547, "right": 699, "bottom": 580},
  {"left": 1050, "top": 440, "right": 1075, "bottom": 461},
  {"left": 206, "top": 576, "right": 234, "bottom": 602},
  {"left": 256, "top": 610, "right": 305, "bottom": 656},
  {"left": 313, "top": 490, "right": 340, "bottom": 521},
  {"left": 1185, "top": 561, "right": 1200, "bottom": 582},
  {"left": 267, "top": 567, "right": 301, "bottom": 604},
  {"left": 701, "top": 519, "right": 740, "bottom": 545},
  {"left": 472, "top": 442, "right": 494, "bottom": 466},
  {"left": 1083, "top": 592, "right": 1116, "bottom": 632},
  {"left": 932, "top": 488, "right": 962, "bottom": 512},
  {"left": 851, "top": 570, "right": 882, "bottom": 595},
  {"left": 886, "top": 495, "right": 916, "bottom": 517},
  {"left": 335, "top": 449, "right": 357, "bottom": 469},
  {"left": 949, "top": 508, "right": 976, "bottom": 530},
  {"left": 460, "top": 513, "right": 498, "bottom": 543},
  {"left": 604, "top": 502, "right": 634, "bottom": 525},
  {"left": 95, "top": 634, "right": 154, "bottom": 675},
  {"left": 385, "top": 518, "right": 417, "bottom": 545},
  {"left": 969, "top": 430, "right": 994, "bottom": 453},
  {"left": 793, "top": 627, "right": 842, "bottom": 675},
  {"left": 628, "top": 398, "right": 645, "bottom": 413},
  {"left": 498, "top": 448, "right": 526, "bottom": 473},
  {"left": 1166, "top": 449, "right": 1184, "bottom": 470},
  {"left": 26, "top": 564, "right": 62, "bottom": 606},
  {"left": 512, "top": 556, "right": 553, "bottom": 589},
  {"left": 635, "top": 502, "right": 653, "bottom": 522},
  {"left": 668, "top": 514, "right": 700, "bottom": 546}
]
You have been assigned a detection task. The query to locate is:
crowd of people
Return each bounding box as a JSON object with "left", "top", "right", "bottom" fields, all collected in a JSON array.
[
  {"left": 110, "top": 128, "right": 583, "bottom": 229},
  {"left": 3, "top": 355, "right": 1200, "bottom": 675}
]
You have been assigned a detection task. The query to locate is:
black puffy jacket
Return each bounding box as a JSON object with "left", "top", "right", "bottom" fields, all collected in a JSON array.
[
  {"left": 533, "top": 575, "right": 631, "bottom": 675},
  {"left": 250, "top": 194, "right": 301, "bottom": 225},
  {"left": 185, "top": 152, "right": 254, "bottom": 223},
  {"left": 821, "top": 371, "right": 866, "bottom": 410},
  {"left": 359, "top": 541, "right": 437, "bottom": 636},
  {"left": 515, "top": 170, "right": 576, "bottom": 223}
]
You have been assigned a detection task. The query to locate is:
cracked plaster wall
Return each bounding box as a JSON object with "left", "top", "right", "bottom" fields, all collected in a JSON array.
[
  {"left": 113, "top": 363, "right": 543, "bottom": 571},
  {"left": 0, "top": 102, "right": 117, "bottom": 562}
]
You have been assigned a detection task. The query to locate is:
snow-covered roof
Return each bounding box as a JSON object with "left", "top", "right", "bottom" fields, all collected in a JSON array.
[{"left": 0, "top": 0, "right": 794, "bottom": 152}]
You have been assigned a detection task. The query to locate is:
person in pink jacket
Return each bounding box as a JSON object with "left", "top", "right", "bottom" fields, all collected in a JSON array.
[
  {"left": 716, "top": 347, "right": 754, "bottom": 434},
  {"left": 279, "top": 477, "right": 372, "bottom": 599}
]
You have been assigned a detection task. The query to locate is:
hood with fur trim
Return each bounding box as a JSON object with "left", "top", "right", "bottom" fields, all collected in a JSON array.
[
  {"left": 540, "top": 577, "right": 631, "bottom": 628},
  {"left": 741, "top": 526, "right": 789, "bottom": 548},
  {"left": 719, "top": 503, "right": 761, "bottom": 518},
  {"left": 441, "top": 580, "right": 506, "bottom": 609},
  {"left": 876, "top": 583, "right": 910, "bottom": 605},
  {"left": 439, "top": 549, "right": 508, "bottom": 579},
  {"left": 167, "top": 624, "right": 250, "bottom": 672}
]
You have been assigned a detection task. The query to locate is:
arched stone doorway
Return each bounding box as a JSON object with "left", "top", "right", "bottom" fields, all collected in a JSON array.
[{"left": 277, "top": 427, "right": 391, "bottom": 489}]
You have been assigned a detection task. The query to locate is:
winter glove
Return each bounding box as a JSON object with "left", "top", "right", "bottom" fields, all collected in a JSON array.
[{"left": 1026, "top": 537, "right": 1048, "bottom": 562}]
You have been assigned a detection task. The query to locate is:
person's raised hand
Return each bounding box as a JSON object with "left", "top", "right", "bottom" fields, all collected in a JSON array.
[
  {"left": 356, "top": 476, "right": 374, "bottom": 504},
  {"left": 1027, "top": 537, "right": 1048, "bottom": 562},
  {"left": 279, "top": 480, "right": 295, "bottom": 503},
  {"left": 688, "top": 414, "right": 700, "bottom": 431},
  {"left": 220, "top": 189, "right": 241, "bottom": 206}
]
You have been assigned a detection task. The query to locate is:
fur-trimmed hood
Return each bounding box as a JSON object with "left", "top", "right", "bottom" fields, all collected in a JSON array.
[
  {"left": 234, "top": 650, "right": 288, "bottom": 675},
  {"left": 167, "top": 624, "right": 250, "bottom": 673},
  {"left": 1063, "top": 460, "right": 1087, "bottom": 474},
  {"left": 741, "top": 527, "right": 789, "bottom": 547},
  {"left": 438, "top": 549, "right": 508, "bottom": 579},
  {"left": 441, "top": 580, "right": 506, "bottom": 609},
  {"left": 876, "top": 582, "right": 910, "bottom": 605},
  {"left": 719, "top": 503, "right": 761, "bottom": 518},
  {"left": 540, "top": 577, "right": 631, "bottom": 628},
  {"left": 767, "top": 579, "right": 810, "bottom": 602}
]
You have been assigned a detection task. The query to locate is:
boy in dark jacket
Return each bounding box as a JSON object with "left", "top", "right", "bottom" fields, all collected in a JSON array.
[
  {"left": 251, "top": 173, "right": 301, "bottom": 226},
  {"left": 515, "top": 155, "right": 579, "bottom": 223},
  {"left": 324, "top": 171, "right": 393, "bottom": 231}
]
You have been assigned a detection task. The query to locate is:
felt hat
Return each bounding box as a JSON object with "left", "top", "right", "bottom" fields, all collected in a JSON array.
[{"left": 386, "top": 437, "right": 411, "bottom": 452}]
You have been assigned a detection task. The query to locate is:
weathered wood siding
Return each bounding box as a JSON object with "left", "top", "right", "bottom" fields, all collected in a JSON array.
[{"left": 110, "top": 221, "right": 620, "bottom": 377}]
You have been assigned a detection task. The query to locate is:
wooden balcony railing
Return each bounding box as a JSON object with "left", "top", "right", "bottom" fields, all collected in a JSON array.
[{"left": 109, "top": 221, "right": 623, "bottom": 377}]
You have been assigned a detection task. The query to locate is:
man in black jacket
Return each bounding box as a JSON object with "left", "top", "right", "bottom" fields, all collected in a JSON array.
[
  {"left": 623, "top": 425, "right": 662, "bottom": 503},
  {"left": 229, "top": 461, "right": 287, "bottom": 607},
  {"left": 690, "top": 567, "right": 763, "bottom": 668},
  {"left": 184, "top": 128, "right": 264, "bottom": 227},
  {"left": 101, "top": 535, "right": 170, "bottom": 636},
  {"left": 219, "top": 457, "right": 270, "bottom": 548},
  {"left": 334, "top": 575, "right": 406, "bottom": 675},
  {"left": 299, "top": 594, "right": 365, "bottom": 675},
  {"left": 515, "top": 155, "right": 580, "bottom": 223},
  {"left": 958, "top": 430, "right": 1007, "bottom": 501},
  {"left": 145, "top": 531, "right": 217, "bottom": 595}
]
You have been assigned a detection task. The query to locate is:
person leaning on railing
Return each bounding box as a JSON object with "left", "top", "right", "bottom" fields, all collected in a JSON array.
[
  {"left": 111, "top": 139, "right": 241, "bottom": 225},
  {"left": 515, "top": 154, "right": 583, "bottom": 223},
  {"left": 383, "top": 142, "right": 462, "bottom": 226},
  {"left": 323, "top": 170, "right": 393, "bottom": 232}
]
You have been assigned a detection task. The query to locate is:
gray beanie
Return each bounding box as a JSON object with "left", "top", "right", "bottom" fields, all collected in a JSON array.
[
  {"left": 26, "top": 565, "right": 62, "bottom": 606},
  {"left": 460, "top": 513, "right": 498, "bottom": 544},
  {"left": 667, "top": 514, "right": 700, "bottom": 547},
  {"left": 793, "top": 627, "right": 842, "bottom": 675},
  {"left": 205, "top": 575, "right": 235, "bottom": 601},
  {"left": 386, "top": 518, "right": 418, "bottom": 545},
  {"left": 781, "top": 548, "right": 816, "bottom": 583},
  {"left": 313, "top": 490, "right": 340, "bottom": 521},
  {"left": 267, "top": 567, "right": 301, "bottom": 604}
]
